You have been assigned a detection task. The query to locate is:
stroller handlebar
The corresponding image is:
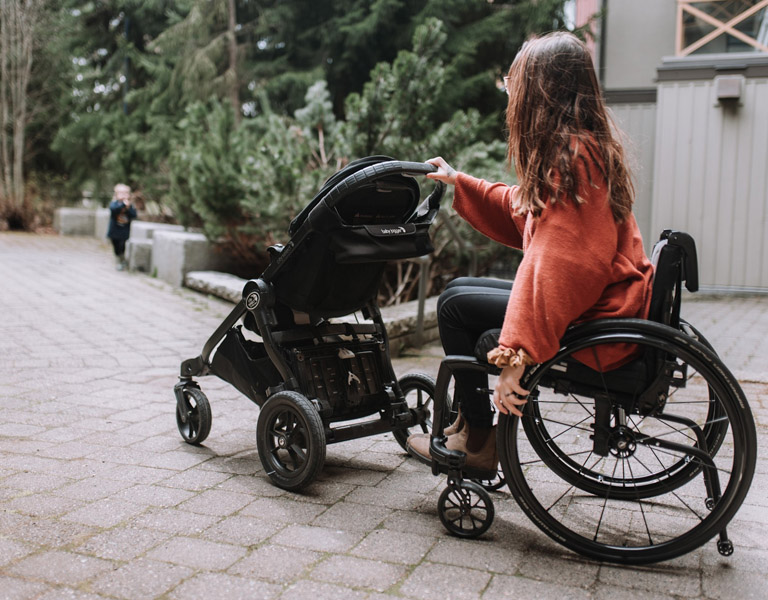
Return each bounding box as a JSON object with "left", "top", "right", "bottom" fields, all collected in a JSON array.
[{"left": 324, "top": 160, "right": 443, "bottom": 209}]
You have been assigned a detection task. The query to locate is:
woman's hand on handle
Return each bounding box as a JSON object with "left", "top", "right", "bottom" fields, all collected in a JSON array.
[
  {"left": 493, "top": 364, "right": 529, "bottom": 418},
  {"left": 426, "top": 157, "right": 458, "bottom": 186}
]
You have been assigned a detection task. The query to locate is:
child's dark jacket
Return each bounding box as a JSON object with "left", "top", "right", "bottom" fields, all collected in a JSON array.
[{"left": 107, "top": 201, "right": 137, "bottom": 241}]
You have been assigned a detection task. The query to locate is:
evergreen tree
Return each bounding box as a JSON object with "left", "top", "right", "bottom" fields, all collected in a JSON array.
[
  {"left": 52, "top": 1, "right": 191, "bottom": 199},
  {"left": 46, "top": 0, "right": 569, "bottom": 221}
]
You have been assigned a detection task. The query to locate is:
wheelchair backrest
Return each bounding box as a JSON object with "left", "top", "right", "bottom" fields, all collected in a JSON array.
[{"left": 648, "top": 230, "right": 699, "bottom": 328}]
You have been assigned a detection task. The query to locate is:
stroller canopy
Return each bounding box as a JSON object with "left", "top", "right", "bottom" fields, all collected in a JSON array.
[{"left": 264, "top": 157, "right": 443, "bottom": 319}]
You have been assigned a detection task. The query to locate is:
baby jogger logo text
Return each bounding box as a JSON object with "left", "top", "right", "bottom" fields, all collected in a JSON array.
[{"left": 365, "top": 224, "right": 415, "bottom": 236}]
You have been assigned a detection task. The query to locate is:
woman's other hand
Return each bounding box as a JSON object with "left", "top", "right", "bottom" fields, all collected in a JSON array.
[
  {"left": 492, "top": 364, "right": 529, "bottom": 417},
  {"left": 425, "top": 157, "right": 458, "bottom": 186}
]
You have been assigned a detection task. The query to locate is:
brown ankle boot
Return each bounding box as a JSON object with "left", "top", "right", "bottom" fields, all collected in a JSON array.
[
  {"left": 406, "top": 409, "right": 464, "bottom": 464},
  {"left": 408, "top": 423, "right": 498, "bottom": 477},
  {"left": 445, "top": 425, "right": 498, "bottom": 477},
  {"left": 406, "top": 432, "right": 431, "bottom": 465},
  {"left": 444, "top": 408, "right": 464, "bottom": 436}
]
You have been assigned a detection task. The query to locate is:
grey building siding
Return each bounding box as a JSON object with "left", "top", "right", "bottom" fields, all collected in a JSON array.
[
  {"left": 602, "top": 0, "right": 676, "bottom": 90},
  {"left": 607, "top": 99, "right": 658, "bottom": 251},
  {"left": 595, "top": 1, "right": 768, "bottom": 291},
  {"left": 652, "top": 58, "right": 768, "bottom": 291}
]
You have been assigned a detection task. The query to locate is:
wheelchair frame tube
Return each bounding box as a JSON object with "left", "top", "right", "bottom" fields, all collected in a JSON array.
[{"left": 429, "top": 356, "right": 491, "bottom": 475}]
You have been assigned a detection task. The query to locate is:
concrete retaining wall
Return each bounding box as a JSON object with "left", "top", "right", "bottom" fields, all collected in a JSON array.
[
  {"left": 53, "top": 208, "right": 96, "bottom": 236},
  {"left": 54, "top": 207, "right": 186, "bottom": 242},
  {"left": 127, "top": 239, "right": 153, "bottom": 273},
  {"left": 55, "top": 207, "right": 224, "bottom": 285},
  {"left": 130, "top": 221, "right": 185, "bottom": 240},
  {"left": 94, "top": 208, "right": 110, "bottom": 241},
  {"left": 152, "top": 231, "right": 232, "bottom": 288}
]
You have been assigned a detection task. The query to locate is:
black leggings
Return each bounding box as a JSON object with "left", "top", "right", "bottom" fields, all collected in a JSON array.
[
  {"left": 437, "top": 277, "right": 513, "bottom": 428},
  {"left": 111, "top": 238, "right": 126, "bottom": 257}
]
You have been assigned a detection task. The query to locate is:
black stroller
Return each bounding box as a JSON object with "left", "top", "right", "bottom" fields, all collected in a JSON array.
[{"left": 174, "top": 157, "right": 449, "bottom": 491}]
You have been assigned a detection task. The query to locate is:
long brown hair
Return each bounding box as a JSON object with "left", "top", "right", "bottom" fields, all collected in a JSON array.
[{"left": 505, "top": 32, "right": 634, "bottom": 222}]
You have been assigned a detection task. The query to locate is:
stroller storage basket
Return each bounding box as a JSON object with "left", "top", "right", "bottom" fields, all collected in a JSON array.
[
  {"left": 289, "top": 337, "right": 390, "bottom": 422},
  {"left": 210, "top": 327, "right": 281, "bottom": 405}
]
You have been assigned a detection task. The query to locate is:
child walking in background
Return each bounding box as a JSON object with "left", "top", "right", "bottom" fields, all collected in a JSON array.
[
  {"left": 107, "top": 183, "right": 137, "bottom": 271},
  {"left": 407, "top": 31, "right": 654, "bottom": 477}
]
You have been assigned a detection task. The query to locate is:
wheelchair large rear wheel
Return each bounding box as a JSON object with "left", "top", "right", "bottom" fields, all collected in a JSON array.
[
  {"left": 520, "top": 322, "right": 730, "bottom": 500},
  {"left": 499, "top": 322, "right": 756, "bottom": 564}
]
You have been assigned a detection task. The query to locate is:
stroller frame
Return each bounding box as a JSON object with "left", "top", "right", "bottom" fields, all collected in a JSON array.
[
  {"left": 175, "top": 159, "right": 448, "bottom": 490},
  {"left": 176, "top": 286, "right": 423, "bottom": 442}
]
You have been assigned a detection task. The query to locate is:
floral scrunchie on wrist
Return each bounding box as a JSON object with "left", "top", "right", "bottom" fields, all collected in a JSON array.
[{"left": 487, "top": 346, "right": 535, "bottom": 369}]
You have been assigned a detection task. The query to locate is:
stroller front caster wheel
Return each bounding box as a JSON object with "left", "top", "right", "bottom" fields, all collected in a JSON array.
[
  {"left": 176, "top": 387, "right": 212, "bottom": 445},
  {"left": 438, "top": 479, "right": 495, "bottom": 538},
  {"left": 257, "top": 391, "right": 326, "bottom": 491}
]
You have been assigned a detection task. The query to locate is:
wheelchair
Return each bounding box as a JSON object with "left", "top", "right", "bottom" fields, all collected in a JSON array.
[{"left": 419, "top": 230, "right": 758, "bottom": 565}]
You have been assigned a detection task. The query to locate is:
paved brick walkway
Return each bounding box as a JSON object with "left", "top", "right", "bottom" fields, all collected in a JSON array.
[{"left": 0, "top": 232, "right": 766, "bottom": 600}]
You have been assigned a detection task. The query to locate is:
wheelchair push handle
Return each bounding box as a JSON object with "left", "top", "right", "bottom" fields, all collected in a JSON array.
[
  {"left": 661, "top": 230, "right": 699, "bottom": 292},
  {"left": 324, "top": 160, "right": 446, "bottom": 212}
]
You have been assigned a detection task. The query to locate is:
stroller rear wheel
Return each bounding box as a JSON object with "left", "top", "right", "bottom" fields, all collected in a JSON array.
[
  {"left": 176, "top": 386, "right": 212, "bottom": 445},
  {"left": 257, "top": 391, "right": 326, "bottom": 491}
]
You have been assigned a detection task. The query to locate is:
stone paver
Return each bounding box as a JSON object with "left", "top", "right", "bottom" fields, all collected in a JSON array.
[{"left": 1, "top": 232, "right": 767, "bottom": 599}]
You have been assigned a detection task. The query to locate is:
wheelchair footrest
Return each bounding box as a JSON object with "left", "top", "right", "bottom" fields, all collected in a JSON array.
[
  {"left": 427, "top": 438, "right": 498, "bottom": 481},
  {"left": 429, "top": 436, "right": 465, "bottom": 474}
]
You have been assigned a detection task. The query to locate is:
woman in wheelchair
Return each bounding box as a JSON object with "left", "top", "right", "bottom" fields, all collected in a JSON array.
[
  {"left": 406, "top": 31, "right": 755, "bottom": 563},
  {"left": 406, "top": 31, "right": 654, "bottom": 475}
]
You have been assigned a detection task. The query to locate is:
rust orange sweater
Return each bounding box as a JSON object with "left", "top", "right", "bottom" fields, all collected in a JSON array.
[{"left": 453, "top": 163, "right": 653, "bottom": 371}]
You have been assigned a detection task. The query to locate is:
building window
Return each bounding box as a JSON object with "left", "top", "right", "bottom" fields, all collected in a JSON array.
[{"left": 677, "top": 0, "right": 768, "bottom": 56}]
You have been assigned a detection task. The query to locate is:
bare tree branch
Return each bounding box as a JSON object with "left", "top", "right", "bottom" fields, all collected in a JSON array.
[{"left": 0, "top": 0, "right": 42, "bottom": 219}]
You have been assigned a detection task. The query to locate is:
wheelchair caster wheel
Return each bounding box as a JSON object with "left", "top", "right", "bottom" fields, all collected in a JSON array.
[
  {"left": 176, "top": 386, "right": 212, "bottom": 445},
  {"left": 717, "top": 539, "right": 734, "bottom": 556},
  {"left": 438, "top": 480, "right": 494, "bottom": 538}
]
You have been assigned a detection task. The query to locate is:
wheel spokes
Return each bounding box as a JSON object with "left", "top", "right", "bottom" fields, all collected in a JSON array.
[
  {"left": 505, "top": 327, "right": 753, "bottom": 560},
  {"left": 267, "top": 410, "right": 310, "bottom": 473}
]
